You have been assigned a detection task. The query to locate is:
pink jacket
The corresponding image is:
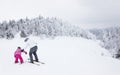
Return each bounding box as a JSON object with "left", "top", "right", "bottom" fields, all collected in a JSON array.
[{"left": 14, "top": 48, "right": 27, "bottom": 57}]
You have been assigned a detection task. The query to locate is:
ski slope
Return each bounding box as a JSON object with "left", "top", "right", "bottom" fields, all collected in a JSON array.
[{"left": 0, "top": 36, "right": 120, "bottom": 75}]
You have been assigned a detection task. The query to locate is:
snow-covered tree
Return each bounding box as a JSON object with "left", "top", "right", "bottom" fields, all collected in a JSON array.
[
  {"left": 0, "top": 15, "right": 94, "bottom": 40},
  {"left": 90, "top": 27, "right": 120, "bottom": 58}
]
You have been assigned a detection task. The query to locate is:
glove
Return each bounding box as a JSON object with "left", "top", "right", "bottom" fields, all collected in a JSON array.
[
  {"left": 21, "top": 49, "right": 24, "bottom": 52},
  {"left": 25, "top": 51, "right": 27, "bottom": 54}
]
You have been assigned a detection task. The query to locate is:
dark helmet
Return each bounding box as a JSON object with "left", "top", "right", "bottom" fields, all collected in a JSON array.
[{"left": 18, "top": 47, "right": 21, "bottom": 49}]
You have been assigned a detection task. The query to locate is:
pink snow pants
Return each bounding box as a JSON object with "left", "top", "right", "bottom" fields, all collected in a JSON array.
[{"left": 14, "top": 54, "right": 23, "bottom": 63}]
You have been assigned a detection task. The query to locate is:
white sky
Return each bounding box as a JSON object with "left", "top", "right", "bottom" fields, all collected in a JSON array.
[{"left": 0, "top": 0, "right": 120, "bottom": 29}]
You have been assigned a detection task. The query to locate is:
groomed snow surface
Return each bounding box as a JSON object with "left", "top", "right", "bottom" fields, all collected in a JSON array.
[{"left": 0, "top": 36, "right": 120, "bottom": 75}]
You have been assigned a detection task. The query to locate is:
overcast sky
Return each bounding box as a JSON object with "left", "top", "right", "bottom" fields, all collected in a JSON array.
[{"left": 0, "top": 0, "right": 120, "bottom": 29}]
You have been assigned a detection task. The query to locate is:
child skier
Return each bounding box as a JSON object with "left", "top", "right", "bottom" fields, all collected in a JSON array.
[{"left": 14, "top": 47, "right": 27, "bottom": 64}]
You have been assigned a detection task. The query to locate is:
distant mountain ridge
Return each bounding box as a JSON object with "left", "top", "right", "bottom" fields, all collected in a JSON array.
[{"left": 0, "top": 16, "right": 94, "bottom": 39}]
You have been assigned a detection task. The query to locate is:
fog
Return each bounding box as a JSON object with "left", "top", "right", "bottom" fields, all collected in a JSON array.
[{"left": 0, "top": 0, "right": 120, "bottom": 29}]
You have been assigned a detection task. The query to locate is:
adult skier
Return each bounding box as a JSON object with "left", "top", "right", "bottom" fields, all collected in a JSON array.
[{"left": 24, "top": 38, "right": 39, "bottom": 63}]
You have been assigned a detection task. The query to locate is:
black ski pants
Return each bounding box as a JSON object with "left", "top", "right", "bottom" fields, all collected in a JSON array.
[{"left": 29, "top": 46, "right": 38, "bottom": 63}]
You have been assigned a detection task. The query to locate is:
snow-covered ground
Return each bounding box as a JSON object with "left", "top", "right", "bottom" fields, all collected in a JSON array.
[{"left": 0, "top": 36, "right": 120, "bottom": 75}]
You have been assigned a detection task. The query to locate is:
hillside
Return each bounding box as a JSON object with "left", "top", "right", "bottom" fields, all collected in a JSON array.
[
  {"left": 0, "top": 36, "right": 120, "bottom": 75},
  {"left": 90, "top": 27, "right": 120, "bottom": 58}
]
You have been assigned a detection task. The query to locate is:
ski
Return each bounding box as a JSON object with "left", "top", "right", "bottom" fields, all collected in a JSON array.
[
  {"left": 28, "top": 62, "right": 40, "bottom": 66},
  {"left": 27, "top": 58, "right": 45, "bottom": 65},
  {"left": 33, "top": 60, "right": 45, "bottom": 64}
]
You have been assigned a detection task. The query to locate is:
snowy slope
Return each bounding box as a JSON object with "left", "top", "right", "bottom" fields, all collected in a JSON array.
[{"left": 0, "top": 36, "right": 120, "bottom": 75}]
